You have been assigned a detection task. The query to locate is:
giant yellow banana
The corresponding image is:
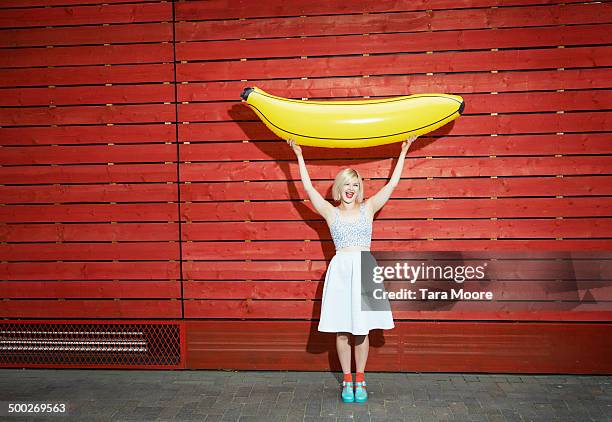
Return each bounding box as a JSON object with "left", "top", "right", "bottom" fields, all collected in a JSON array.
[{"left": 240, "top": 86, "right": 464, "bottom": 148}]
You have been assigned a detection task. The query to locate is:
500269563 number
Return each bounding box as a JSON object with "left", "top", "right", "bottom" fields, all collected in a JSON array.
[{"left": 7, "top": 403, "right": 67, "bottom": 414}]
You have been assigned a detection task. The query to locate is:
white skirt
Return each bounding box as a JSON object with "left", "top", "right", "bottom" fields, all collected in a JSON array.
[{"left": 318, "top": 251, "right": 395, "bottom": 335}]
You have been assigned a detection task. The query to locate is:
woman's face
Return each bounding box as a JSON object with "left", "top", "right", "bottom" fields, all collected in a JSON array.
[{"left": 341, "top": 177, "right": 360, "bottom": 204}]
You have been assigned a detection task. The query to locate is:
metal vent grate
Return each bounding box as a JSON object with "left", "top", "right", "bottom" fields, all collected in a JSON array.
[{"left": 0, "top": 321, "right": 183, "bottom": 368}]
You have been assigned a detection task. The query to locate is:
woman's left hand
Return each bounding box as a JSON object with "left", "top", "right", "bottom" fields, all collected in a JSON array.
[{"left": 401, "top": 135, "right": 418, "bottom": 153}]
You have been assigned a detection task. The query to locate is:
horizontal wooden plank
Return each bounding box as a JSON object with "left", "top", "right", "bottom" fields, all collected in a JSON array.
[
  {"left": 1, "top": 43, "right": 173, "bottom": 68},
  {"left": 0, "top": 163, "right": 176, "bottom": 184},
  {"left": 0, "top": 223, "right": 178, "bottom": 244},
  {"left": 0, "top": 203, "right": 179, "bottom": 223},
  {"left": 0, "top": 22, "right": 173, "bottom": 48},
  {"left": 0, "top": 222, "right": 178, "bottom": 242},
  {"left": 0, "top": 2, "right": 171, "bottom": 28},
  {"left": 179, "top": 197, "right": 612, "bottom": 221},
  {"left": 0, "top": 242, "right": 180, "bottom": 260},
  {"left": 0, "top": 281, "right": 181, "bottom": 298},
  {"left": 0, "top": 124, "right": 175, "bottom": 147},
  {"left": 184, "top": 299, "right": 612, "bottom": 321},
  {"left": 0, "top": 0, "right": 140, "bottom": 7},
  {"left": 1, "top": 219, "right": 608, "bottom": 261},
  {"left": 180, "top": 112, "right": 612, "bottom": 138},
  {"left": 179, "top": 68, "right": 612, "bottom": 101},
  {"left": 1, "top": 84, "right": 174, "bottom": 107},
  {"left": 183, "top": 240, "right": 612, "bottom": 261},
  {"left": 180, "top": 176, "right": 612, "bottom": 201},
  {"left": 183, "top": 262, "right": 328, "bottom": 282},
  {"left": 179, "top": 134, "right": 612, "bottom": 161},
  {"left": 176, "top": 0, "right": 588, "bottom": 20},
  {"left": 1, "top": 175, "right": 609, "bottom": 207},
  {"left": 4, "top": 133, "right": 611, "bottom": 166},
  {"left": 0, "top": 299, "right": 182, "bottom": 318},
  {"left": 1, "top": 143, "right": 178, "bottom": 167},
  {"left": 179, "top": 156, "right": 612, "bottom": 182},
  {"left": 187, "top": 299, "right": 307, "bottom": 319},
  {"left": 0, "top": 104, "right": 175, "bottom": 126},
  {"left": 0, "top": 63, "right": 174, "bottom": 87},
  {"left": 182, "top": 258, "right": 612, "bottom": 281},
  {"left": 181, "top": 90, "right": 612, "bottom": 122},
  {"left": 3, "top": 154, "right": 610, "bottom": 185},
  {"left": 181, "top": 218, "right": 612, "bottom": 241},
  {"left": 387, "top": 302, "right": 612, "bottom": 320},
  {"left": 461, "top": 90, "right": 612, "bottom": 114},
  {"left": 177, "top": 46, "right": 612, "bottom": 82},
  {"left": 397, "top": 281, "right": 612, "bottom": 298},
  {"left": 446, "top": 112, "right": 612, "bottom": 135},
  {"left": 185, "top": 280, "right": 320, "bottom": 298},
  {"left": 0, "top": 261, "right": 180, "bottom": 280},
  {"left": 0, "top": 185, "right": 178, "bottom": 205},
  {"left": 176, "top": 3, "right": 612, "bottom": 41},
  {"left": 185, "top": 320, "right": 612, "bottom": 373},
  {"left": 183, "top": 280, "right": 612, "bottom": 301},
  {"left": 178, "top": 24, "right": 612, "bottom": 61}
]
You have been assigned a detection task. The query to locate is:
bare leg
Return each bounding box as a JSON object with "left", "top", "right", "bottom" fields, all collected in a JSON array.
[
  {"left": 336, "top": 332, "right": 352, "bottom": 374},
  {"left": 354, "top": 334, "right": 369, "bottom": 373}
]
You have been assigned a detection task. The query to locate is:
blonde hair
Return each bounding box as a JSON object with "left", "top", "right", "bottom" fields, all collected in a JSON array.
[{"left": 332, "top": 168, "right": 364, "bottom": 203}]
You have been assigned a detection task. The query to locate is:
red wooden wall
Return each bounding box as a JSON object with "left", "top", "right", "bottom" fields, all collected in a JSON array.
[
  {"left": 0, "top": 0, "right": 181, "bottom": 321},
  {"left": 1, "top": 0, "right": 611, "bottom": 373}
]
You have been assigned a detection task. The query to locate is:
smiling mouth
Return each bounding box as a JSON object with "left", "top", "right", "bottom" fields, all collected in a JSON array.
[{"left": 345, "top": 192, "right": 354, "bottom": 198}]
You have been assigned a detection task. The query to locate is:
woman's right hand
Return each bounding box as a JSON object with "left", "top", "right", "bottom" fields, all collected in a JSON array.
[
  {"left": 401, "top": 134, "right": 418, "bottom": 154},
  {"left": 286, "top": 138, "right": 302, "bottom": 157}
]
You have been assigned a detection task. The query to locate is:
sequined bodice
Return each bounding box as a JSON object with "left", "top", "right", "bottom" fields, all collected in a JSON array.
[{"left": 330, "top": 202, "right": 372, "bottom": 250}]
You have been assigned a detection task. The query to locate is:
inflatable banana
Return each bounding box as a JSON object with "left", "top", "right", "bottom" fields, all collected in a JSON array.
[{"left": 240, "top": 86, "right": 464, "bottom": 148}]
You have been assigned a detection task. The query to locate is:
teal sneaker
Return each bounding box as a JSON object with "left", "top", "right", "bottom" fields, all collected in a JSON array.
[
  {"left": 354, "top": 381, "right": 368, "bottom": 402},
  {"left": 341, "top": 381, "right": 354, "bottom": 402}
]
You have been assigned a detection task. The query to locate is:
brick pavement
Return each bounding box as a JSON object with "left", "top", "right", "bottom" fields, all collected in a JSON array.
[{"left": 1, "top": 369, "right": 610, "bottom": 421}]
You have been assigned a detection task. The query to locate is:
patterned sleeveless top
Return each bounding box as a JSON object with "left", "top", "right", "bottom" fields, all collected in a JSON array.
[{"left": 330, "top": 202, "right": 372, "bottom": 250}]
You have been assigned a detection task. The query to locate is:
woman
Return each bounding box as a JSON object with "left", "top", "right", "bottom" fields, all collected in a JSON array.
[{"left": 286, "top": 135, "right": 417, "bottom": 403}]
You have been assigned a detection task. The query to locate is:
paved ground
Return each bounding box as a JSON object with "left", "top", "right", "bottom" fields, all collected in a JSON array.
[{"left": 0, "top": 369, "right": 610, "bottom": 421}]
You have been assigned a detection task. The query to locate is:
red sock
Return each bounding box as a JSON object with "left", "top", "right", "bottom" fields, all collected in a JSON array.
[
  {"left": 343, "top": 373, "right": 353, "bottom": 382},
  {"left": 355, "top": 372, "right": 365, "bottom": 382}
]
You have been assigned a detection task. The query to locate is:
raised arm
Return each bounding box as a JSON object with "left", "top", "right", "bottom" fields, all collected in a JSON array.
[
  {"left": 366, "top": 135, "right": 418, "bottom": 215},
  {"left": 286, "top": 139, "right": 335, "bottom": 221}
]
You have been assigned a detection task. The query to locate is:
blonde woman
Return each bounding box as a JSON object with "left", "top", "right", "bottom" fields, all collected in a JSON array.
[{"left": 286, "top": 135, "right": 417, "bottom": 403}]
